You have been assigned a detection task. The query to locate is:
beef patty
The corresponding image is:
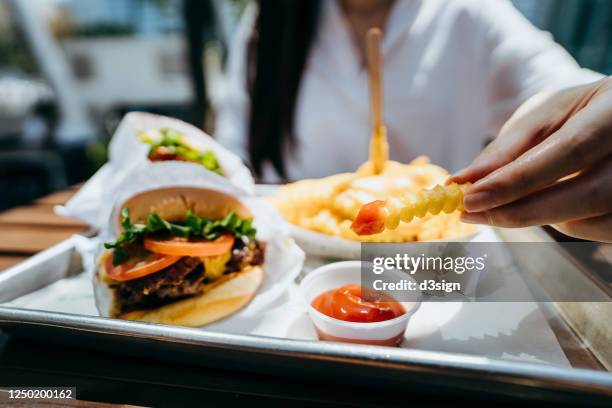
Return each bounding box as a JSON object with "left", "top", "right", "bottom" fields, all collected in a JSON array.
[{"left": 114, "top": 240, "right": 265, "bottom": 313}]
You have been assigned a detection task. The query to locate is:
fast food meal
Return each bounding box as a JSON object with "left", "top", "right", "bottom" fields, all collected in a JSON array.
[
  {"left": 95, "top": 187, "right": 265, "bottom": 327},
  {"left": 350, "top": 183, "right": 470, "bottom": 236},
  {"left": 272, "top": 157, "right": 476, "bottom": 242},
  {"left": 139, "top": 128, "right": 222, "bottom": 175}
]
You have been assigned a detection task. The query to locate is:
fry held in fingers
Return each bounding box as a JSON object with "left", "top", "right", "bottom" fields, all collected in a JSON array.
[
  {"left": 350, "top": 183, "right": 469, "bottom": 236},
  {"left": 272, "top": 156, "right": 476, "bottom": 242}
]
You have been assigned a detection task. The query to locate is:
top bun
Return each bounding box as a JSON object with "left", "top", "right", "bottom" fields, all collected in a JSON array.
[{"left": 117, "top": 187, "right": 252, "bottom": 226}]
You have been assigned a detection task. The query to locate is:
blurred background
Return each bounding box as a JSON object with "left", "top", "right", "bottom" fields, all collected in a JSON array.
[{"left": 0, "top": 0, "right": 610, "bottom": 210}]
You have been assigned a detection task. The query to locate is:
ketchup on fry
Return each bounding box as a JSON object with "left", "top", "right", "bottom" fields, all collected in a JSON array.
[
  {"left": 350, "top": 200, "right": 386, "bottom": 236},
  {"left": 311, "top": 284, "right": 405, "bottom": 323}
]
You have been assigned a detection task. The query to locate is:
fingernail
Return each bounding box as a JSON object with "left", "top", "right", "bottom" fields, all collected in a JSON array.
[
  {"left": 449, "top": 167, "right": 468, "bottom": 181},
  {"left": 463, "top": 191, "right": 493, "bottom": 212},
  {"left": 461, "top": 212, "right": 489, "bottom": 225}
]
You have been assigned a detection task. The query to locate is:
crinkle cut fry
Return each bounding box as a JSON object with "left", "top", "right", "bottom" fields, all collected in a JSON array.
[{"left": 351, "top": 183, "right": 470, "bottom": 235}]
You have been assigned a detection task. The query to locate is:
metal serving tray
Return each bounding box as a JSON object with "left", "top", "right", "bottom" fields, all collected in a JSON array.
[{"left": 0, "top": 235, "right": 611, "bottom": 405}]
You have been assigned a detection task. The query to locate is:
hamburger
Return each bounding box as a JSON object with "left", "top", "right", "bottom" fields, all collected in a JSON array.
[
  {"left": 139, "top": 128, "right": 222, "bottom": 175},
  {"left": 96, "top": 187, "right": 265, "bottom": 326}
]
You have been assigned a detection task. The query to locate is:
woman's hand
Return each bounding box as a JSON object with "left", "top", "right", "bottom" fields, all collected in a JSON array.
[{"left": 450, "top": 77, "right": 612, "bottom": 242}]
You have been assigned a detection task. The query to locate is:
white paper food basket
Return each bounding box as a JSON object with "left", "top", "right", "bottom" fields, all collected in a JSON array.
[{"left": 57, "top": 112, "right": 255, "bottom": 228}]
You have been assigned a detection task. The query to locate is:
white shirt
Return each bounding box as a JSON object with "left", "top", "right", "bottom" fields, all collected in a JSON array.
[{"left": 215, "top": 0, "right": 601, "bottom": 182}]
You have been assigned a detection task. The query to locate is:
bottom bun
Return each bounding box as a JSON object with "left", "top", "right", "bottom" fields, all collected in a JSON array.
[{"left": 118, "top": 266, "right": 263, "bottom": 327}]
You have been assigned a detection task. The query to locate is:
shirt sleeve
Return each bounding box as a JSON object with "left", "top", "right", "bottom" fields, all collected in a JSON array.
[
  {"left": 473, "top": 0, "right": 603, "bottom": 136},
  {"left": 213, "top": 2, "right": 257, "bottom": 162}
]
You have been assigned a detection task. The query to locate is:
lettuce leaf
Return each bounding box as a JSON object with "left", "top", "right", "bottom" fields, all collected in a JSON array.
[
  {"left": 104, "top": 208, "right": 256, "bottom": 265},
  {"left": 139, "top": 128, "right": 222, "bottom": 175}
]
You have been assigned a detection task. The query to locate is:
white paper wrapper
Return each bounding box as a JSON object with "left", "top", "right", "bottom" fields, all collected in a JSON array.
[
  {"left": 56, "top": 111, "right": 255, "bottom": 228},
  {"left": 94, "top": 162, "right": 305, "bottom": 330}
]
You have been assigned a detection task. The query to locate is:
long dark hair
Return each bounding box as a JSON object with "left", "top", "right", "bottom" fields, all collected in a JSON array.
[{"left": 247, "top": 0, "right": 322, "bottom": 178}]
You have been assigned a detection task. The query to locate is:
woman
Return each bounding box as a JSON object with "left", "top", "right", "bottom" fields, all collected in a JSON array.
[{"left": 215, "top": 0, "right": 601, "bottom": 182}]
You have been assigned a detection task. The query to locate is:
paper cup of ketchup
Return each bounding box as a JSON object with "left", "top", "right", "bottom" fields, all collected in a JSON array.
[{"left": 299, "top": 261, "right": 421, "bottom": 346}]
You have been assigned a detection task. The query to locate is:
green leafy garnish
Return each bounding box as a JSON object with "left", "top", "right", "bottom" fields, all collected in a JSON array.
[
  {"left": 103, "top": 208, "right": 146, "bottom": 265},
  {"left": 139, "top": 128, "right": 223, "bottom": 175},
  {"left": 104, "top": 208, "right": 256, "bottom": 266}
]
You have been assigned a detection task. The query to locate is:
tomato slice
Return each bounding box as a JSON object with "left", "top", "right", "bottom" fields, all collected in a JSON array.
[
  {"left": 144, "top": 234, "right": 235, "bottom": 257},
  {"left": 350, "top": 200, "right": 387, "bottom": 236},
  {"left": 105, "top": 251, "right": 181, "bottom": 282}
]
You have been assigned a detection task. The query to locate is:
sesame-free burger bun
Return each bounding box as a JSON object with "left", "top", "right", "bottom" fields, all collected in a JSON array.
[{"left": 117, "top": 187, "right": 252, "bottom": 226}]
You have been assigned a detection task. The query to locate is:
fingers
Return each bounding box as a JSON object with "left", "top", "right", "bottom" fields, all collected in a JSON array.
[
  {"left": 450, "top": 138, "right": 522, "bottom": 184},
  {"left": 449, "top": 87, "right": 591, "bottom": 185},
  {"left": 463, "top": 98, "right": 612, "bottom": 213},
  {"left": 450, "top": 91, "right": 559, "bottom": 185},
  {"left": 554, "top": 213, "right": 612, "bottom": 243},
  {"left": 460, "top": 156, "right": 612, "bottom": 227}
]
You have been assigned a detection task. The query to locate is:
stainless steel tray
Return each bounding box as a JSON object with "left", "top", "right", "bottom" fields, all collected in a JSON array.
[{"left": 0, "top": 236, "right": 611, "bottom": 405}]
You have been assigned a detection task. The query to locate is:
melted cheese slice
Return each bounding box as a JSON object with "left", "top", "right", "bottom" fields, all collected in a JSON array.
[{"left": 201, "top": 251, "right": 231, "bottom": 281}]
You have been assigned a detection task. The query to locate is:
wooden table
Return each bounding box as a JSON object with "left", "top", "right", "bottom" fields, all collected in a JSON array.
[{"left": 0, "top": 186, "right": 89, "bottom": 272}]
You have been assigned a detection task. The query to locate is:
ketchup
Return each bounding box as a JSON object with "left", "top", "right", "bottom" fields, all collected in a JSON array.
[
  {"left": 350, "top": 200, "right": 386, "bottom": 236},
  {"left": 311, "top": 284, "right": 405, "bottom": 323}
]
